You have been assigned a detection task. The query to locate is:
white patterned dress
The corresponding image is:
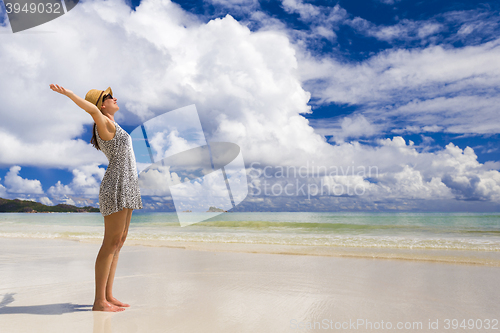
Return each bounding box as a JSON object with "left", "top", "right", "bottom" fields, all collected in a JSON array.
[{"left": 95, "top": 121, "right": 143, "bottom": 216}]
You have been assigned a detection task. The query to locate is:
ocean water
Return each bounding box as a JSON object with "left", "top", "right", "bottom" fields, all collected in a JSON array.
[{"left": 0, "top": 212, "right": 499, "bottom": 253}]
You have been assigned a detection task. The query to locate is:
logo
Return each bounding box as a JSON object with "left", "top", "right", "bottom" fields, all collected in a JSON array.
[
  {"left": 130, "top": 105, "right": 249, "bottom": 227},
  {"left": 2, "top": 0, "right": 79, "bottom": 33}
]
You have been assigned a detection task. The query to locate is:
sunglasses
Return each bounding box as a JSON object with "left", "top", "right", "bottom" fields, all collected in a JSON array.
[{"left": 102, "top": 93, "right": 113, "bottom": 102}]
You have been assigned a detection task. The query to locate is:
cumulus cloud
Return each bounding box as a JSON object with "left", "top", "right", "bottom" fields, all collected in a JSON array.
[
  {"left": 0, "top": 0, "right": 322, "bottom": 169},
  {"left": 0, "top": 180, "right": 7, "bottom": 198},
  {"left": 149, "top": 129, "right": 198, "bottom": 161},
  {"left": 3, "top": 166, "right": 44, "bottom": 194},
  {"left": 48, "top": 181, "right": 73, "bottom": 198},
  {"left": 63, "top": 197, "right": 76, "bottom": 206},
  {"left": 138, "top": 165, "right": 182, "bottom": 196},
  {"left": 48, "top": 164, "right": 105, "bottom": 200},
  {"left": 371, "top": 138, "right": 500, "bottom": 202},
  {"left": 0, "top": 132, "right": 106, "bottom": 168},
  {"left": 70, "top": 164, "right": 105, "bottom": 196},
  {"left": 39, "top": 196, "right": 54, "bottom": 206},
  {"left": 246, "top": 137, "right": 500, "bottom": 210}
]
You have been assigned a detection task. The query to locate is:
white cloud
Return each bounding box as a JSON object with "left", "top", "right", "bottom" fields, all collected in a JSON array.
[
  {"left": 0, "top": 132, "right": 106, "bottom": 168},
  {"left": 345, "top": 8, "right": 500, "bottom": 46},
  {"left": 210, "top": 0, "right": 258, "bottom": 6},
  {"left": 138, "top": 165, "right": 182, "bottom": 196},
  {"left": 0, "top": 180, "right": 7, "bottom": 198},
  {"left": 444, "top": 10, "right": 500, "bottom": 44},
  {"left": 209, "top": 0, "right": 259, "bottom": 14},
  {"left": 373, "top": 138, "right": 500, "bottom": 202},
  {"left": 299, "top": 38, "right": 500, "bottom": 135},
  {"left": 301, "top": 39, "right": 500, "bottom": 104},
  {"left": 309, "top": 114, "right": 381, "bottom": 143},
  {"left": 39, "top": 196, "right": 54, "bottom": 206},
  {"left": 284, "top": 6, "right": 500, "bottom": 139},
  {"left": 373, "top": 96, "right": 500, "bottom": 134},
  {"left": 377, "top": 0, "right": 401, "bottom": 4},
  {"left": 347, "top": 17, "right": 443, "bottom": 43},
  {"left": 282, "top": 0, "right": 321, "bottom": 20},
  {"left": 280, "top": 2, "right": 347, "bottom": 44},
  {"left": 0, "top": 0, "right": 321, "bottom": 169},
  {"left": 48, "top": 164, "right": 105, "bottom": 200},
  {"left": 3, "top": 166, "right": 44, "bottom": 194},
  {"left": 48, "top": 181, "right": 73, "bottom": 198},
  {"left": 63, "top": 198, "right": 76, "bottom": 206},
  {"left": 149, "top": 129, "right": 197, "bottom": 161},
  {"left": 247, "top": 137, "right": 500, "bottom": 208},
  {"left": 70, "top": 164, "right": 105, "bottom": 196}
]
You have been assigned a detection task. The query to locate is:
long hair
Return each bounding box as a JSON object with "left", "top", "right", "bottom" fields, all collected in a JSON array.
[{"left": 90, "top": 122, "right": 100, "bottom": 150}]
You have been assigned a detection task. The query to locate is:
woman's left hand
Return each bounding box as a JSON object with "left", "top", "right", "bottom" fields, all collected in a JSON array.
[{"left": 49, "top": 84, "right": 73, "bottom": 96}]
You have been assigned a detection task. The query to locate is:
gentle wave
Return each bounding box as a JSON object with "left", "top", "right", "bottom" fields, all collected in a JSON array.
[
  {"left": 0, "top": 232, "right": 102, "bottom": 240},
  {"left": 2, "top": 231, "right": 500, "bottom": 251},
  {"left": 1, "top": 212, "right": 500, "bottom": 253},
  {"left": 193, "top": 220, "right": 500, "bottom": 235},
  {"left": 128, "top": 234, "right": 500, "bottom": 251}
]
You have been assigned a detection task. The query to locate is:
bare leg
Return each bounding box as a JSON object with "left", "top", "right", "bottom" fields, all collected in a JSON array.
[
  {"left": 106, "top": 208, "right": 133, "bottom": 307},
  {"left": 93, "top": 209, "right": 128, "bottom": 312}
]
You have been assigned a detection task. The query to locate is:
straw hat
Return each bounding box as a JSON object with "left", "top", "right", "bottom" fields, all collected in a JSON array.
[{"left": 85, "top": 87, "right": 113, "bottom": 110}]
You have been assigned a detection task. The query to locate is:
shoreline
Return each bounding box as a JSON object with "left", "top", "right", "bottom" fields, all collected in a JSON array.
[
  {"left": 2, "top": 235, "right": 500, "bottom": 266},
  {"left": 123, "top": 239, "right": 500, "bottom": 267}
]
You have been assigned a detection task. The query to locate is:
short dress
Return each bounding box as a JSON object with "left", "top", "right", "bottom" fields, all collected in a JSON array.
[{"left": 95, "top": 121, "right": 143, "bottom": 216}]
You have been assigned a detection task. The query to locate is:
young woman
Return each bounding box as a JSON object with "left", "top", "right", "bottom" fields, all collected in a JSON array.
[{"left": 49, "top": 84, "right": 143, "bottom": 312}]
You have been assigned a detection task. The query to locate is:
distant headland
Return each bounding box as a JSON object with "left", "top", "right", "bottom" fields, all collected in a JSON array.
[
  {"left": 207, "top": 206, "right": 228, "bottom": 213},
  {"left": 0, "top": 197, "right": 99, "bottom": 213}
]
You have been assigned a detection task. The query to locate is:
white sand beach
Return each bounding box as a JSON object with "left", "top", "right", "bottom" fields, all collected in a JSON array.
[{"left": 1, "top": 237, "right": 499, "bottom": 333}]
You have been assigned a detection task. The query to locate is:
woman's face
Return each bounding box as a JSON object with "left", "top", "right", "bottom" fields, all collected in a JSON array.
[{"left": 101, "top": 94, "right": 119, "bottom": 114}]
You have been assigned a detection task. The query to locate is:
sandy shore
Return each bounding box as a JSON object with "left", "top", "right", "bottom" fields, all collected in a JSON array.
[{"left": 1, "top": 237, "right": 499, "bottom": 333}]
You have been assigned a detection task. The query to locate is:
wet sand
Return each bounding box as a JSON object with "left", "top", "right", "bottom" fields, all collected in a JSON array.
[{"left": 1, "top": 237, "right": 499, "bottom": 333}]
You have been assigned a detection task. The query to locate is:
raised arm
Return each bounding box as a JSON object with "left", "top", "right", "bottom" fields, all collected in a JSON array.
[
  {"left": 49, "top": 84, "right": 115, "bottom": 140},
  {"left": 50, "top": 84, "right": 101, "bottom": 115}
]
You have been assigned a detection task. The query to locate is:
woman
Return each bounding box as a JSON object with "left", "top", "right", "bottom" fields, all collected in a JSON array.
[{"left": 49, "top": 84, "right": 143, "bottom": 312}]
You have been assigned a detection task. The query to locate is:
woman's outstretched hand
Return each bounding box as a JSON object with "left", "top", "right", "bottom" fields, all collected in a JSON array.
[{"left": 49, "top": 84, "right": 73, "bottom": 96}]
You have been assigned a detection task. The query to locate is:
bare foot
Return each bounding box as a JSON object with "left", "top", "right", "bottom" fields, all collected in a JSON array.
[
  {"left": 107, "top": 296, "right": 130, "bottom": 307},
  {"left": 92, "top": 300, "right": 125, "bottom": 312}
]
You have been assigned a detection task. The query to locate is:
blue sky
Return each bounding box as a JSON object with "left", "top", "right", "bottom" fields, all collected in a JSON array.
[{"left": 0, "top": 0, "right": 499, "bottom": 211}]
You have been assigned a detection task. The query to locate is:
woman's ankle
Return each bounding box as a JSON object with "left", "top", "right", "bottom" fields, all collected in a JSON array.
[{"left": 94, "top": 297, "right": 108, "bottom": 304}]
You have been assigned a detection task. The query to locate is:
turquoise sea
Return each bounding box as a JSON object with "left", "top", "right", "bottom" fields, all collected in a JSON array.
[{"left": 1, "top": 212, "right": 499, "bottom": 252}]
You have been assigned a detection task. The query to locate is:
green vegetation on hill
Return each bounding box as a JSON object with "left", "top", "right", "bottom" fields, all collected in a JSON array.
[
  {"left": 207, "top": 206, "right": 227, "bottom": 212},
  {"left": 0, "top": 197, "right": 100, "bottom": 213}
]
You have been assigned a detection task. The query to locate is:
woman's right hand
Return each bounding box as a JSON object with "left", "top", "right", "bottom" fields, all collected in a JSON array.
[{"left": 49, "top": 84, "right": 73, "bottom": 96}]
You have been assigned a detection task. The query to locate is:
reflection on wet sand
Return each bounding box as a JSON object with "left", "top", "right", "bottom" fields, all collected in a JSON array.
[{"left": 93, "top": 311, "right": 113, "bottom": 333}]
